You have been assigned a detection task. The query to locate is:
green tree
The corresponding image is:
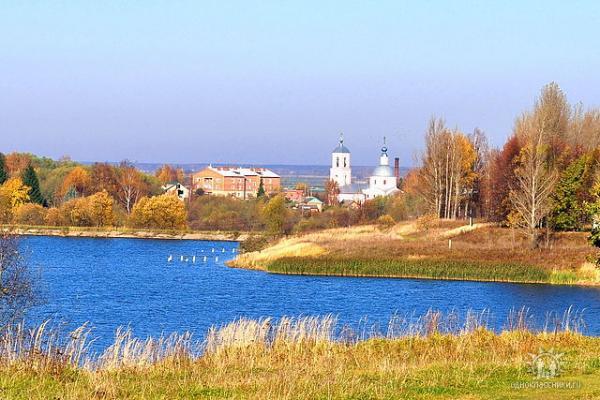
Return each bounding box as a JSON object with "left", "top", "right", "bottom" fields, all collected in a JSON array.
[
  {"left": 549, "top": 153, "right": 596, "bottom": 231},
  {"left": 0, "top": 153, "right": 7, "bottom": 185},
  {"left": 261, "top": 194, "right": 287, "bottom": 235},
  {"left": 21, "top": 164, "right": 46, "bottom": 206},
  {"left": 257, "top": 178, "right": 266, "bottom": 198}
]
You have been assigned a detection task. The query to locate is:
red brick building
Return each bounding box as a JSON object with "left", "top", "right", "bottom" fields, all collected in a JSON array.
[{"left": 192, "top": 166, "right": 281, "bottom": 199}]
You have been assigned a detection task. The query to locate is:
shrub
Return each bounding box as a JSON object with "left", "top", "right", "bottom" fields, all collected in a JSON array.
[
  {"left": 13, "top": 203, "right": 47, "bottom": 225},
  {"left": 240, "top": 235, "right": 270, "bottom": 253},
  {"left": 416, "top": 213, "right": 439, "bottom": 232},
  {"left": 188, "top": 196, "right": 261, "bottom": 231},
  {"left": 129, "top": 194, "right": 186, "bottom": 230},
  {"left": 44, "top": 207, "right": 66, "bottom": 226},
  {"left": 376, "top": 214, "right": 396, "bottom": 230}
]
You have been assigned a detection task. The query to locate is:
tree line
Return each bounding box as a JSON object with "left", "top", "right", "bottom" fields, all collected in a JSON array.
[
  {"left": 2, "top": 82, "right": 599, "bottom": 244},
  {"left": 409, "top": 82, "right": 600, "bottom": 247}
]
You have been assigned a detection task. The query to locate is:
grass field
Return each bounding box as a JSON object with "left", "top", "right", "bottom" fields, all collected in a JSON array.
[
  {"left": 230, "top": 221, "right": 600, "bottom": 285},
  {"left": 0, "top": 314, "right": 598, "bottom": 399}
]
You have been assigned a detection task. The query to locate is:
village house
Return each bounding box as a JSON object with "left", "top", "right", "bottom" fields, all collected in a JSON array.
[
  {"left": 283, "top": 189, "right": 305, "bottom": 203},
  {"left": 299, "top": 196, "right": 323, "bottom": 213},
  {"left": 161, "top": 182, "right": 190, "bottom": 201},
  {"left": 192, "top": 166, "right": 281, "bottom": 199}
]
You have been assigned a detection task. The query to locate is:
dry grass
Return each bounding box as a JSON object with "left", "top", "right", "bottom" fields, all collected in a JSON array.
[
  {"left": 232, "top": 221, "right": 599, "bottom": 284},
  {"left": 0, "top": 312, "right": 599, "bottom": 399}
]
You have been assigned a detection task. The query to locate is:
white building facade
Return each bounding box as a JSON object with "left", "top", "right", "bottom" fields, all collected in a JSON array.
[
  {"left": 362, "top": 140, "right": 400, "bottom": 200},
  {"left": 329, "top": 135, "right": 352, "bottom": 187}
]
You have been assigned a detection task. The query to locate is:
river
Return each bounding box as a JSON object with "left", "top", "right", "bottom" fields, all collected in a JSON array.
[{"left": 20, "top": 236, "right": 600, "bottom": 350}]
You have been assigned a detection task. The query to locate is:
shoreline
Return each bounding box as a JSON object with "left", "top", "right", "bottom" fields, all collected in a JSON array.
[
  {"left": 228, "top": 260, "right": 600, "bottom": 286},
  {"left": 4, "top": 226, "right": 247, "bottom": 242}
]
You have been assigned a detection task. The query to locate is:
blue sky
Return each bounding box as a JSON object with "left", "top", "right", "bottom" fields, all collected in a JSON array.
[{"left": 1, "top": 1, "right": 599, "bottom": 166}]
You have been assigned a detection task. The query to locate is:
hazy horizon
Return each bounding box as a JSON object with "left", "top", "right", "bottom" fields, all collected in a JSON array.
[{"left": 2, "top": 1, "right": 599, "bottom": 166}]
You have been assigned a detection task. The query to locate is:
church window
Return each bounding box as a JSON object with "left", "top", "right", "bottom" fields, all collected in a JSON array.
[
  {"left": 384, "top": 180, "right": 387, "bottom": 185},
  {"left": 336, "top": 157, "right": 339, "bottom": 167},
  {"left": 343, "top": 157, "right": 347, "bottom": 167}
]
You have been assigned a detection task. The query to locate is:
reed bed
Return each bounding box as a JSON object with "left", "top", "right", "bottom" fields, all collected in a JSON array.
[
  {"left": 268, "top": 257, "right": 552, "bottom": 283},
  {"left": 0, "top": 310, "right": 597, "bottom": 399}
]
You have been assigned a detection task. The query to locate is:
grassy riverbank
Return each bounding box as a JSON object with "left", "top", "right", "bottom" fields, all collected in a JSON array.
[
  {"left": 268, "top": 257, "right": 552, "bottom": 283},
  {"left": 1, "top": 224, "right": 249, "bottom": 241},
  {"left": 1, "top": 315, "right": 599, "bottom": 399},
  {"left": 230, "top": 221, "right": 600, "bottom": 285}
]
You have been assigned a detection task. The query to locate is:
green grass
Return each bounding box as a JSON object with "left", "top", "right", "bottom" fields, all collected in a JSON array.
[
  {"left": 1, "top": 316, "right": 599, "bottom": 399},
  {"left": 268, "top": 257, "right": 552, "bottom": 283}
]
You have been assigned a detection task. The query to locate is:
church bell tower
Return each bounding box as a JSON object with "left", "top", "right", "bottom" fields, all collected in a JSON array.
[{"left": 330, "top": 133, "right": 352, "bottom": 188}]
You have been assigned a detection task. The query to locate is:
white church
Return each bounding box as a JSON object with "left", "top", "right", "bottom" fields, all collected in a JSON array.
[{"left": 329, "top": 135, "right": 400, "bottom": 203}]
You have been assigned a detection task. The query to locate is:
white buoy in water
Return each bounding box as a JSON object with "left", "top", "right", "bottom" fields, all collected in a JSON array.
[
  {"left": 203, "top": 256, "right": 207, "bottom": 262},
  {"left": 211, "top": 248, "right": 215, "bottom": 253},
  {"left": 180, "top": 255, "right": 184, "bottom": 262},
  {"left": 167, "top": 255, "right": 173, "bottom": 262},
  {"left": 215, "top": 256, "right": 219, "bottom": 262},
  {"left": 222, "top": 248, "right": 225, "bottom": 253},
  {"left": 192, "top": 255, "right": 196, "bottom": 263},
  {"left": 232, "top": 248, "right": 236, "bottom": 253}
]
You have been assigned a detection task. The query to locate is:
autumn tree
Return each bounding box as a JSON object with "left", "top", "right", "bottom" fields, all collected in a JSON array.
[
  {"left": 155, "top": 164, "right": 179, "bottom": 184},
  {"left": 571, "top": 106, "right": 600, "bottom": 152},
  {"left": 90, "top": 163, "right": 119, "bottom": 196},
  {"left": 468, "top": 128, "right": 489, "bottom": 218},
  {"left": 261, "top": 194, "right": 288, "bottom": 235},
  {"left": 5, "top": 153, "right": 31, "bottom": 176},
  {"left": 21, "top": 164, "right": 46, "bottom": 206},
  {"left": 0, "top": 178, "right": 30, "bottom": 223},
  {"left": 548, "top": 152, "right": 597, "bottom": 231},
  {"left": 483, "top": 135, "right": 522, "bottom": 222},
  {"left": 0, "top": 153, "right": 7, "bottom": 185},
  {"left": 0, "top": 178, "right": 30, "bottom": 210},
  {"left": 187, "top": 196, "right": 261, "bottom": 231},
  {"left": 129, "top": 194, "right": 186, "bottom": 230},
  {"left": 59, "top": 166, "right": 91, "bottom": 199},
  {"left": 13, "top": 204, "right": 47, "bottom": 225},
  {"left": 508, "top": 115, "right": 558, "bottom": 248},
  {"left": 324, "top": 179, "right": 340, "bottom": 206},
  {"left": 533, "top": 82, "right": 572, "bottom": 166},
  {"left": 418, "top": 118, "right": 478, "bottom": 219},
  {"left": 87, "top": 191, "right": 115, "bottom": 227},
  {"left": 116, "top": 161, "right": 147, "bottom": 213}
]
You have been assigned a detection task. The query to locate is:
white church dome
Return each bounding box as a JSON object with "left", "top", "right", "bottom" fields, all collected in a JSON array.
[{"left": 372, "top": 165, "right": 394, "bottom": 177}]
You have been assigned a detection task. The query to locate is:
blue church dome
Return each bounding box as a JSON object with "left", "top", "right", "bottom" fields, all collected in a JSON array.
[{"left": 332, "top": 134, "right": 350, "bottom": 153}]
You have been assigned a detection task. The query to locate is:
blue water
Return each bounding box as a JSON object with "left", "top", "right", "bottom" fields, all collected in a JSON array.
[{"left": 21, "top": 236, "right": 600, "bottom": 350}]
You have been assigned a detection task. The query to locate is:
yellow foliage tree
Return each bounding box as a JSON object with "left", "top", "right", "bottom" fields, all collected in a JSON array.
[
  {"left": 0, "top": 178, "right": 31, "bottom": 209},
  {"left": 59, "top": 166, "right": 91, "bottom": 199},
  {"left": 55, "top": 191, "right": 116, "bottom": 227},
  {"left": 87, "top": 190, "right": 115, "bottom": 227},
  {"left": 13, "top": 203, "right": 47, "bottom": 225},
  {"left": 129, "top": 194, "right": 186, "bottom": 230},
  {"left": 44, "top": 207, "right": 66, "bottom": 226}
]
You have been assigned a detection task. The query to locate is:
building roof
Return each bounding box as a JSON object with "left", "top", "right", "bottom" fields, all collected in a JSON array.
[
  {"left": 332, "top": 143, "right": 351, "bottom": 154},
  {"left": 332, "top": 135, "right": 350, "bottom": 154},
  {"left": 201, "top": 166, "right": 280, "bottom": 179},
  {"left": 304, "top": 196, "right": 323, "bottom": 204}
]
